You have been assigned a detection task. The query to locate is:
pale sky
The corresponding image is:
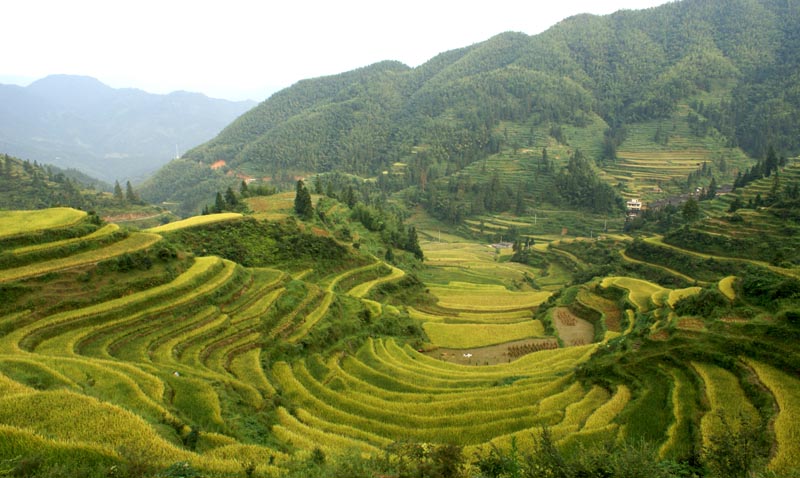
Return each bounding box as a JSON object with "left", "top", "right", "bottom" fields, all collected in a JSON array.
[{"left": 2, "top": 0, "right": 670, "bottom": 102}]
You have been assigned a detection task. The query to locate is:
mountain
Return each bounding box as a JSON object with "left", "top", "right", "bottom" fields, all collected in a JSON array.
[
  {"left": 144, "top": 0, "right": 800, "bottom": 216},
  {"left": 0, "top": 75, "right": 255, "bottom": 182}
]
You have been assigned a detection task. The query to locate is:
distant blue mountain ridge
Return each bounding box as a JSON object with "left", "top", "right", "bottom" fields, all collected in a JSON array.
[{"left": 0, "top": 74, "right": 255, "bottom": 182}]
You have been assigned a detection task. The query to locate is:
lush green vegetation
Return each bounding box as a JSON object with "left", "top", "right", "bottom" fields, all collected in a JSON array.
[
  {"left": 1, "top": 188, "right": 799, "bottom": 477},
  {"left": 142, "top": 0, "right": 796, "bottom": 217},
  {"left": 4, "top": 1, "right": 800, "bottom": 477}
]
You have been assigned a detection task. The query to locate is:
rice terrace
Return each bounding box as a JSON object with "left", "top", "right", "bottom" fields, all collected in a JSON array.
[{"left": 3, "top": 0, "right": 800, "bottom": 476}]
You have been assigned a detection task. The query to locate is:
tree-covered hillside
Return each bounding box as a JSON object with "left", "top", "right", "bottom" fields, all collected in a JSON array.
[{"left": 144, "top": 0, "right": 800, "bottom": 215}]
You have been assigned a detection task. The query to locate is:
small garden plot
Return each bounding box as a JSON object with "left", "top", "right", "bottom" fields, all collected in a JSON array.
[
  {"left": 0, "top": 208, "right": 86, "bottom": 238},
  {"left": 244, "top": 192, "right": 301, "bottom": 219},
  {"left": 552, "top": 307, "right": 595, "bottom": 346},
  {"left": 146, "top": 212, "right": 242, "bottom": 233},
  {"left": 577, "top": 289, "right": 622, "bottom": 332},
  {"left": 423, "top": 321, "right": 546, "bottom": 349}
]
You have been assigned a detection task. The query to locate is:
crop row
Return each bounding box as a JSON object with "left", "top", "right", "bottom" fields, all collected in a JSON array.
[
  {"left": 422, "top": 320, "right": 546, "bottom": 349},
  {"left": 146, "top": 212, "right": 243, "bottom": 233},
  {"left": 692, "top": 362, "right": 759, "bottom": 449},
  {"left": 9, "top": 257, "right": 236, "bottom": 354},
  {"left": 744, "top": 359, "right": 800, "bottom": 473},
  {"left": 272, "top": 358, "right": 580, "bottom": 446},
  {"left": 0, "top": 208, "right": 87, "bottom": 240},
  {"left": 0, "top": 224, "right": 124, "bottom": 270},
  {"left": 0, "top": 232, "right": 162, "bottom": 284}
]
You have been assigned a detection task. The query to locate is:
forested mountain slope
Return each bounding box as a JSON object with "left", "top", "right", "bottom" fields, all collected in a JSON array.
[{"left": 144, "top": 0, "right": 800, "bottom": 214}]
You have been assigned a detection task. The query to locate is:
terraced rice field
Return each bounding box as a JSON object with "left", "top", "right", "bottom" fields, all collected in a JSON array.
[
  {"left": 1, "top": 207, "right": 795, "bottom": 475},
  {"left": 271, "top": 338, "right": 606, "bottom": 451},
  {"left": 600, "top": 276, "right": 667, "bottom": 312},
  {"left": 718, "top": 276, "right": 737, "bottom": 300},
  {"left": 423, "top": 321, "right": 546, "bottom": 348},
  {"left": 744, "top": 360, "right": 800, "bottom": 473},
  {"left": 0, "top": 232, "right": 162, "bottom": 284},
  {"left": 0, "top": 208, "right": 87, "bottom": 238},
  {"left": 599, "top": 108, "right": 752, "bottom": 200},
  {"left": 146, "top": 213, "right": 243, "bottom": 233},
  {"left": 429, "top": 284, "right": 551, "bottom": 312}
]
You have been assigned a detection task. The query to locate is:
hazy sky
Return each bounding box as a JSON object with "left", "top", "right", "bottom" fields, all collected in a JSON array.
[{"left": 2, "top": 0, "right": 670, "bottom": 102}]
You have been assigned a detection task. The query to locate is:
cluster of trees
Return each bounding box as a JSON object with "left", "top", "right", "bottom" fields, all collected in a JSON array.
[
  {"left": 310, "top": 175, "right": 424, "bottom": 260},
  {"left": 112, "top": 180, "right": 142, "bottom": 205},
  {"left": 553, "top": 150, "right": 623, "bottom": 214},
  {"left": 416, "top": 171, "right": 526, "bottom": 224},
  {"left": 201, "top": 180, "right": 278, "bottom": 215},
  {"left": 733, "top": 146, "right": 787, "bottom": 190}
]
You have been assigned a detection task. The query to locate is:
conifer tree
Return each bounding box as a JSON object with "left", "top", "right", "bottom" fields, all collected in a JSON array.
[
  {"left": 125, "top": 181, "right": 139, "bottom": 203},
  {"left": 294, "top": 180, "right": 313, "bottom": 219},
  {"left": 213, "top": 192, "right": 226, "bottom": 213},
  {"left": 406, "top": 226, "right": 424, "bottom": 261},
  {"left": 113, "top": 181, "right": 124, "bottom": 202},
  {"left": 225, "top": 186, "right": 238, "bottom": 207}
]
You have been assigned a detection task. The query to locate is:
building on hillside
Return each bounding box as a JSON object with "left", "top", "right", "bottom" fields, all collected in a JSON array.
[{"left": 625, "top": 198, "right": 643, "bottom": 220}]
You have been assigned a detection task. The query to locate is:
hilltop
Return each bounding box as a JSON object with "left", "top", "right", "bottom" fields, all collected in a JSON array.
[{"left": 0, "top": 75, "right": 255, "bottom": 182}]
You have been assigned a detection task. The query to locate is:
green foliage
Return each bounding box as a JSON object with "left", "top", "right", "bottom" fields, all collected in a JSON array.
[
  {"left": 625, "top": 237, "right": 738, "bottom": 283},
  {"left": 702, "top": 412, "right": 766, "bottom": 478},
  {"left": 738, "top": 268, "right": 800, "bottom": 310},
  {"left": 553, "top": 150, "right": 623, "bottom": 214},
  {"left": 161, "top": 217, "right": 366, "bottom": 274},
  {"left": 674, "top": 288, "right": 731, "bottom": 319}
]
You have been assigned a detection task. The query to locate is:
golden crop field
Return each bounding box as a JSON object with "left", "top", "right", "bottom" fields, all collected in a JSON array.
[
  {"left": 667, "top": 287, "right": 702, "bottom": 307},
  {"left": 146, "top": 213, "right": 243, "bottom": 233},
  {"left": 744, "top": 360, "right": 800, "bottom": 473},
  {"left": 601, "top": 276, "right": 666, "bottom": 311},
  {"left": 0, "top": 207, "right": 87, "bottom": 238},
  {"left": 0, "top": 232, "right": 162, "bottom": 284},
  {"left": 422, "top": 321, "right": 546, "bottom": 348},
  {"left": 718, "top": 275, "right": 737, "bottom": 300},
  {"left": 429, "top": 285, "right": 551, "bottom": 311},
  {"left": 692, "top": 362, "right": 759, "bottom": 448}
]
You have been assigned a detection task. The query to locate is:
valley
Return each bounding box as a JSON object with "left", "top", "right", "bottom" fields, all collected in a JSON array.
[{"left": 2, "top": 1, "right": 800, "bottom": 477}]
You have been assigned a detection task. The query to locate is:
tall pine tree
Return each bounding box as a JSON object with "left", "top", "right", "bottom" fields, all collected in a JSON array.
[{"left": 294, "top": 180, "right": 313, "bottom": 219}]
